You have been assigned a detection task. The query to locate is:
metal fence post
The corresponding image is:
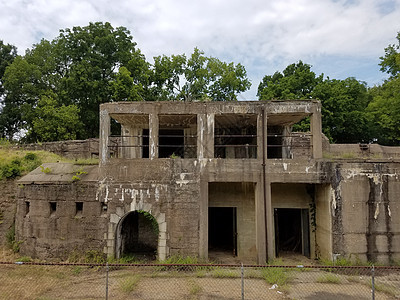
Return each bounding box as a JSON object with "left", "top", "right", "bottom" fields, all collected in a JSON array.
[
  {"left": 105, "top": 262, "right": 109, "bottom": 300},
  {"left": 241, "top": 263, "right": 244, "bottom": 300},
  {"left": 371, "top": 265, "right": 375, "bottom": 300}
]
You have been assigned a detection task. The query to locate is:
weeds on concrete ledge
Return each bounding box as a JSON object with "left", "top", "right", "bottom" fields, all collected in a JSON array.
[{"left": 40, "top": 165, "right": 51, "bottom": 174}]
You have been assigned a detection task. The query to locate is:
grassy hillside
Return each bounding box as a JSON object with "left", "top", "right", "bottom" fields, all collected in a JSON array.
[{"left": 0, "top": 140, "right": 98, "bottom": 180}]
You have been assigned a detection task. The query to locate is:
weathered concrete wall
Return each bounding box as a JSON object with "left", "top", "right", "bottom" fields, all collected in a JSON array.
[
  {"left": 98, "top": 159, "right": 202, "bottom": 260},
  {"left": 15, "top": 182, "right": 106, "bottom": 259},
  {"left": 315, "top": 184, "right": 332, "bottom": 260},
  {"left": 322, "top": 162, "right": 400, "bottom": 264}
]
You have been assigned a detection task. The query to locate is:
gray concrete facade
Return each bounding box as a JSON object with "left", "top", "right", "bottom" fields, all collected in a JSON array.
[{"left": 15, "top": 101, "right": 400, "bottom": 264}]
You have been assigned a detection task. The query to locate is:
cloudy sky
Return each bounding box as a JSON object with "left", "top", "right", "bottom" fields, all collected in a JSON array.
[{"left": 0, "top": 0, "right": 399, "bottom": 99}]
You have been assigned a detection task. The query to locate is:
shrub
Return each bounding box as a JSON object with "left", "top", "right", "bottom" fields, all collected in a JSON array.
[{"left": 1, "top": 158, "right": 23, "bottom": 179}]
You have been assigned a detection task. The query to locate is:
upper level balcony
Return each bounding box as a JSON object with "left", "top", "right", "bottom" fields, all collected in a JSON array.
[{"left": 99, "top": 101, "right": 322, "bottom": 164}]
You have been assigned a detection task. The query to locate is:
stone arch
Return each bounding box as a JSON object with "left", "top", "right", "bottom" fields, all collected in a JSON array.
[{"left": 105, "top": 203, "right": 168, "bottom": 261}]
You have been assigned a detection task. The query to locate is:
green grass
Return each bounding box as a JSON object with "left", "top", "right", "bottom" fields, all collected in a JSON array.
[
  {"left": 187, "top": 278, "right": 202, "bottom": 295},
  {"left": 210, "top": 268, "right": 240, "bottom": 278},
  {"left": 120, "top": 275, "right": 141, "bottom": 293},
  {"left": 261, "top": 267, "right": 292, "bottom": 286},
  {"left": 317, "top": 273, "right": 341, "bottom": 284}
]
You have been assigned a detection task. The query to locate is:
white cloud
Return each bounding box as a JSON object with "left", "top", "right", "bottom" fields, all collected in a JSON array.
[{"left": 0, "top": 0, "right": 399, "bottom": 98}]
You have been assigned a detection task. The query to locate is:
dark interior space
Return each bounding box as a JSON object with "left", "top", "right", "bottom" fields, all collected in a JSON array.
[
  {"left": 158, "top": 129, "right": 184, "bottom": 158},
  {"left": 142, "top": 129, "right": 149, "bottom": 158},
  {"left": 214, "top": 127, "right": 257, "bottom": 158},
  {"left": 120, "top": 211, "right": 158, "bottom": 259},
  {"left": 208, "top": 207, "right": 237, "bottom": 255},
  {"left": 275, "top": 208, "right": 303, "bottom": 256},
  {"left": 267, "top": 126, "right": 283, "bottom": 158}
]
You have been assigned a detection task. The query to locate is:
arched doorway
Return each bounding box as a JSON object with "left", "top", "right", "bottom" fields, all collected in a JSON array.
[{"left": 116, "top": 211, "right": 159, "bottom": 260}]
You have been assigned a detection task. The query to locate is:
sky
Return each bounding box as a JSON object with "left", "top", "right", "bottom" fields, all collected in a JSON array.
[{"left": 0, "top": 0, "right": 399, "bottom": 100}]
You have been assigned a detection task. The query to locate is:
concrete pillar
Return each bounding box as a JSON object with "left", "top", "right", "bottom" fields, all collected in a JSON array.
[
  {"left": 99, "top": 108, "right": 110, "bottom": 166},
  {"left": 256, "top": 180, "right": 267, "bottom": 263},
  {"left": 197, "top": 114, "right": 207, "bottom": 159},
  {"left": 206, "top": 113, "right": 215, "bottom": 158},
  {"left": 149, "top": 113, "right": 159, "bottom": 159},
  {"left": 199, "top": 179, "right": 208, "bottom": 259},
  {"left": 265, "top": 181, "right": 274, "bottom": 260},
  {"left": 257, "top": 109, "right": 268, "bottom": 160},
  {"left": 311, "top": 103, "right": 323, "bottom": 159}
]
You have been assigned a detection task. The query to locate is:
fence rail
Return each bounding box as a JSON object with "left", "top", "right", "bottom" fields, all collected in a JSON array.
[{"left": 1, "top": 261, "right": 399, "bottom": 299}]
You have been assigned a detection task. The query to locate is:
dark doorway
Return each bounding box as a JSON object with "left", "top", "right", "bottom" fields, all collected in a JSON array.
[
  {"left": 119, "top": 211, "right": 158, "bottom": 260},
  {"left": 208, "top": 207, "right": 237, "bottom": 256},
  {"left": 274, "top": 208, "right": 310, "bottom": 258},
  {"left": 159, "top": 129, "right": 184, "bottom": 158}
]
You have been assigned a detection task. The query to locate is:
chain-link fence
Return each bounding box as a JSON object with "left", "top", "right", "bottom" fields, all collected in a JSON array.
[{"left": 1, "top": 262, "right": 399, "bottom": 299}]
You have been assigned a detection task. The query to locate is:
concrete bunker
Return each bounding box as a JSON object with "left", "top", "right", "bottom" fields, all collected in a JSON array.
[
  {"left": 116, "top": 211, "right": 159, "bottom": 259},
  {"left": 208, "top": 182, "right": 256, "bottom": 261}
]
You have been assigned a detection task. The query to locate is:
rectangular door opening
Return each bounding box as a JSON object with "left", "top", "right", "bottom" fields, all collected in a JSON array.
[
  {"left": 208, "top": 207, "right": 237, "bottom": 257},
  {"left": 274, "top": 208, "right": 310, "bottom": 258}
]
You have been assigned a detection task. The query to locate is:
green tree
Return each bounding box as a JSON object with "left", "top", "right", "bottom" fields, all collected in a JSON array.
[
  {"left": 0, "top": 41, "right": 18, "bottom": 139},
  {"left": 367, "top": 76, "right": 400, "bottom": 145},
  {"left": 31, "top": 93, "right": 82, "bottom": 142},
  {"left": 151, "top": 48, "right": 251, "bottom": 101},
  {"left": 379, "top": 31, "right": 400, "bottom": 78},
  {"left": 257, "top": 61, "right": 323, "bottom": 100},
  {"left": 0, "top": 40, "right": 17, "bottom": 96},
  {"left": 313, "top": 78, "right": 372, "bottom": 143},
  {"left": 1, "top": 22, "right": 149, "bottom": 141},
  {"left": 258, "top": 62, "right": 372, "bottom": 143}
]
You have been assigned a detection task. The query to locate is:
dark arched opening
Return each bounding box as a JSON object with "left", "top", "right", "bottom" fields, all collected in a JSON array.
[{"left": 119, "top": 211, "right": 158, "bottom": 260}]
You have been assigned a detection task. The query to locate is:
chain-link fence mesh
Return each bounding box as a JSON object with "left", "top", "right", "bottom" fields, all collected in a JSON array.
[{"left": 1, "top": 262, "right": 399, "bottom": 299}]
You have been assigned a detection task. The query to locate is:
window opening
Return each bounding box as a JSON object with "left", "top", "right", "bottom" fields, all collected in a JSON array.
[
  {"left": 158, "top": 114, "right": 197, "bottom": 158},
  {"left": 101, "top": 202, "right": 108, "bottom": 214},
  {"left": 25, "top": 201, "right": 30, "bottom": 216},
  {"left": 49, "top": 202, "right": 57, "bottom": 216},
  {"left": 267, "top": 126, "right": 284, "bottom": 158},
  {"left": 75, "top": 202, "right": 83, "bottom": 217},
  {"left": 214, "top": 114, "right": 257, "bottom": 158},
  {"left": 159, "top": 129, "right": 185, "bottom": 158},
  {"left": 108, "top": 114, "right": 149, "bottom": 159}
]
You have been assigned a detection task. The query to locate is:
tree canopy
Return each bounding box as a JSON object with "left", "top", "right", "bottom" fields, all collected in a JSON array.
[
  {"left": 257, "top": 61, "right": 373, "bottom": 143},
  {"left": 379, "top": 31, "right": 400, "bottom": 78},
  {"left": 0, "top": 22, "right": 250, "bottom": 142},
  {"left": 151, "top": 48, "right": 250, "bottom": 101}
]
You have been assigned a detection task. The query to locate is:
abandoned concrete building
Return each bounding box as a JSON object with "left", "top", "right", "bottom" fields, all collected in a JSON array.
[{"left": 15, "top": 100, "right": 400, "bottom": 264}]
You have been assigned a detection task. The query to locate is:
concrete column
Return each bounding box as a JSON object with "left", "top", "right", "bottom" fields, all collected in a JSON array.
[
  {"left": 265, "top": 181, "right": 274, "bottom": 260},
  {"left": 197, "top": 114, "right": 207, "bottom": 159},
  {"left": 199, "top": 179, "right": 208, "bottom": 259},
  {"left": 99, "top": 108, "right": 110, "bottom": 166},
  {"left": 206, "top": 113, "right": 215, "bottom": 158},
  {"left": 311, "top": 103, "right": 323, "bottom": 159},
  {"left": 256, "top": 180, "right": 267, "bottom": 263},
  {"left": 149, "top": 113, "right": 159, "bottom": 159},
  {"left": 257, "top": 109, "right": 268, "bottom": 160}
]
